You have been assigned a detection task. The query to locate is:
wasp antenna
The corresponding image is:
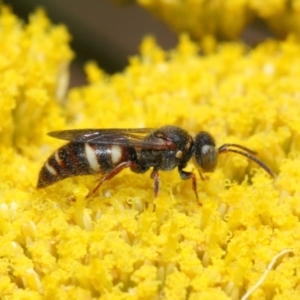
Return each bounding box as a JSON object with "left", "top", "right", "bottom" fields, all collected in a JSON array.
[
  {"left": 218, "top": 143, "right": 257, "bottom": 155},
  {"left": 218, "top": 147, "right": 276, "bottom": 178}
]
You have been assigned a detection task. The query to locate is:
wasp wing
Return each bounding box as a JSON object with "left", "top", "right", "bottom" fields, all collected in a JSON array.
[
  {"left": 48, "top": 128, "right": 153, "bottom": 142},
  {"left": 48, "top": 128, "right": 175, "bottom": 150}
]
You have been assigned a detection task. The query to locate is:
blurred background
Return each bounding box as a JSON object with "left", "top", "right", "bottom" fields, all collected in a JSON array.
[
  {"left": 9, "top": 0, "right": 274, "bottom": 87},
  {"left": 10, "top": 0, "right": 177, "bottom": 87}
]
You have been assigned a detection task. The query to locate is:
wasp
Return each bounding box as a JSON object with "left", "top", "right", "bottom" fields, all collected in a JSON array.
[{"left": 37, "top": 125, "right": 275, "bottom": 199}]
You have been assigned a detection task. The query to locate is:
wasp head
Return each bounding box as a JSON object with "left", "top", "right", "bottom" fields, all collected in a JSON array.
[{"left": 193, "top": 132, "right": 218, "bottom": 172}]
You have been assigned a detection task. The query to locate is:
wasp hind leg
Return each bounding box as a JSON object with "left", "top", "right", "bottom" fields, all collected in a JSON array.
[{"left": 86, "top": 161, "right": 137, "bottom": 198}]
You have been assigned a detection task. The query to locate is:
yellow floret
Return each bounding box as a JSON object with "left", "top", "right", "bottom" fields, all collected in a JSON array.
[{"left": 2, "top": 4, "right": 300, "bottom": 300}]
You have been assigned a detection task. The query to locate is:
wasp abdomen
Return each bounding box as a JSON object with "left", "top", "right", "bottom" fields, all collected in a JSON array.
[{"left": 37, "top": 142, "right": 133, "bottom": 188}]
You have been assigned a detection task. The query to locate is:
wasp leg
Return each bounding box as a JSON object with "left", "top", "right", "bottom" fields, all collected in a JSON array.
[
  {"left": 198, "top": 169, "right": 208, "bottom": 181},
  {"left": 86, "top": 161, "right": 136, "bottom": 198},
  {"left": 150, "top": 169, "right": 160, "bottom": 198},
  {"left": 178, "top": 169, "right": 199, "bottom": 202}
]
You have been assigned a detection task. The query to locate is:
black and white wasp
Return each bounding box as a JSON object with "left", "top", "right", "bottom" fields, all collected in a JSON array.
[{"left": 37, "top": 125, "right": 275, "bottom": 199}]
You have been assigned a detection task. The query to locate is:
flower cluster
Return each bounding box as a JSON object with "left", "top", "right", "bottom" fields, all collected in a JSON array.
[
  {"left": 0, "top": 6, "right": 72, "bottom": 152},
  {"left": 137, "top": 0, "right": 300, "bottom": 40},
  {"left": 1, "top": 5, "right": 300, "bottom": 300}
]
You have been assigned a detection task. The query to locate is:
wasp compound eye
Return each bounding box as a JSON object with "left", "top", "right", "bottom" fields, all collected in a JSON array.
[{"left": 194, "top": 132, "right": 218, "bottom": 172}]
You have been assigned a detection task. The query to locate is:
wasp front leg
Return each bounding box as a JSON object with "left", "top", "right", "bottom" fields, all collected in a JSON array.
[{"left": 178, "top": 168, "right": 199, "bottom": 202}]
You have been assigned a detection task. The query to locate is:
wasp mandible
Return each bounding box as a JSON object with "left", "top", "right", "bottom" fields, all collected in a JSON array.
[{"left": 37, "top": 125, "right": 275, "bottom": 199}]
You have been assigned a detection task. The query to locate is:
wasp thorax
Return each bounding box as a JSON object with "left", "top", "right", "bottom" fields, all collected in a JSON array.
[{"left": 194, "top": 132, "right": 218, "bottom": 172}]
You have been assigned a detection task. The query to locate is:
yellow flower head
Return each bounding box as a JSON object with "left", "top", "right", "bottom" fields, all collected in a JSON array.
[
  {"left": 1, "top": 5, "right": 300, "bottom": 300},
  {"left": 137, "top": 0, "right": 300, "bottom": 40}
]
